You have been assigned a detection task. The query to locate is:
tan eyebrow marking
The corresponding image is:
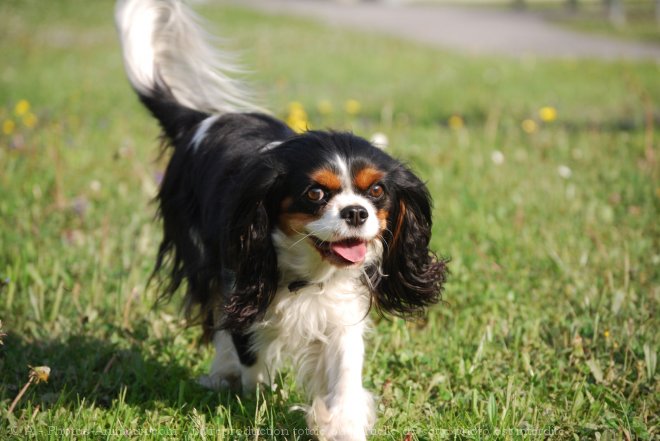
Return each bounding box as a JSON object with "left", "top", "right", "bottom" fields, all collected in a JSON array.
[
  {"left": 354, "top": 167, "right": 385, "bottom": 191},
  {"left": 311, "top": 168, "right": 342, "bottom": 191}
]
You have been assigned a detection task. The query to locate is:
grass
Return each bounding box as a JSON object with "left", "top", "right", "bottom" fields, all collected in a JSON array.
[{"left": 0, "top": 0, "right": 658, "bottom": 439}]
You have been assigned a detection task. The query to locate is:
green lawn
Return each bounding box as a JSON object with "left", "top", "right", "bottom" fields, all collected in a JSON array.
[{"left": 1, "top": 0, "right": 658, "bottom": 439}]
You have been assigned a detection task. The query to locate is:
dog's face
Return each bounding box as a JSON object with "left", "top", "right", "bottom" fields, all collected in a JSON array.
[
  {"left": 224, "top": 131, "right": 446, "bottom": 327},
  {"left": 272, "top": 153, "right": 391, "bottom": 281}
]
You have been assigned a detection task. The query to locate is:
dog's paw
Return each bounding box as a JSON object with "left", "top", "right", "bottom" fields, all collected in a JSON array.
[
  {"left": 307, "top": 391, "right": 375, "bottom": 441},
  {"left": 198, "top": 373, "right": 242, "bottom": 393}
]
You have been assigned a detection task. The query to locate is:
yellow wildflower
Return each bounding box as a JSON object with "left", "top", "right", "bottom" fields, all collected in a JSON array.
[
  {"left": 2, "top": 119, "right": 15, "bottom": 135},
  {"left": 539, "top": 106, "right": 557, "bottom": 122},
  {"left": 603, "top": 329, "right": 610, "bottom": 339},
  {"left": 14, "top": 99, "right": 30, "bottom": 117},
  {"left": 286, "top": 101, "right": 309, "bottom": 134},
  {"left": 23, "top": 112, "right": 38, "bottom": 128},
  {"left": 345, "top": 99, "right": 361, "bottom": 116},
  {"left": 288, "top": 101, "right": 304, "bottom": 112},
  {"left": 448, "top": 115, "right": 464, "bottom": 130},
  {"left": 521, "top": 119, "right": 538, "bottom": 134},
  {"left": 30, "top": 366, "right": 51, "bottom": 383},
  {"left": 317, "top": 99, "right": 333, "bottom": 116},
  {"left": 286, "top": 115, "right": 308, "bottom": 133},
  {"left": 8, "top": 365, "right": 50, "bottom": 415}
]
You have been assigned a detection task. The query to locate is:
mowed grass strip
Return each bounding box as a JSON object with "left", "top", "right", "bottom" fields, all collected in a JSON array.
[{"left": 0, "top": 0, "right": 657, "bottom": 439}]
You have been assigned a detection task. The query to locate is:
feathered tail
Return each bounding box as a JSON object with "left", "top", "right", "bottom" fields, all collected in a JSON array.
[{"left": 115, "top": 0, "right": 257, "bottom": 138}]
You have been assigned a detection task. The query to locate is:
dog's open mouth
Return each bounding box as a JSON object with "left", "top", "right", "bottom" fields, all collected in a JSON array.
[{"left": 311, "top": 236, "right": 368, "bottom": 266}]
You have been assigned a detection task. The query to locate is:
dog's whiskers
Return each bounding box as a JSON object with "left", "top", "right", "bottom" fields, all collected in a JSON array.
[{"left": 288, "top": 226, "right": 333, "bottom": 249}]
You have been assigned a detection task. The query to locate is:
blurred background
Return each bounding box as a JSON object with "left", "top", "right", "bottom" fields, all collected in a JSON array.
[
  {"left": 229, "top": 0, "right": 660, "bottom": 58},
  {"left": 1, "top": 0, "right": 657, "bottom": 439}
]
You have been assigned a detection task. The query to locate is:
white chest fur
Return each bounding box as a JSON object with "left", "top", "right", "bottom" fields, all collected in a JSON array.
[
  {"left": 251, "top": 273, "right": 371, "bottom": 383},
  {"left": 204, "top": 269, "right": 376, "bottom": 441}
]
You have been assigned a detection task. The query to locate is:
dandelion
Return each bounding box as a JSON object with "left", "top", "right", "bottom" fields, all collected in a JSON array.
[
  {"left": 558, "top": 165, "right": 572, "bottom": 179},
  {"left": 448, "top": 115, "right": 464, "bottom": 130},
  {"left": 603, "top": 329, "right": 610, "bottom": 339},
  {"left": 370, "top": 132, "right": 388, "bottom": 149},
  {"left": 521, "top": 119, "right": 538, "bottom": 134},
  {"left": 7, "top": 365, "right": 51, "bottom": 415},
  {"left": 539, "top": 106, "right": 557, "bottom": 123},
  {"left": 31, "top": 366, "right": 51, "bottom": 383},
  {"left": 317, "top": 99, "right": 333, "bottom": 116},
  {"left": 22, "top": 112, "right": 38, "bottom": 128},
  {"left": 288, "top": 101, "right": 304, "bottom": 112},
  {"left": 491, "top": 150, "right": 505, "bottom": 165},
  {"left": 14, "top": 99, "right": 30, "bottom": 117},
  {"left": 2, "top": 119, "right": 15, "bottom": 135},
  {"left": 344, "top": 99, "right": 361, "bottom": 116},
  {"left": 286, "top": 101, "right": 309, "bottom": 133}
]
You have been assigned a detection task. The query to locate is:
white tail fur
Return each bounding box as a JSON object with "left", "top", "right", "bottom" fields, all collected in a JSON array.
[{"left": 115, "top": 0, "right": 257, "bottom": 114}]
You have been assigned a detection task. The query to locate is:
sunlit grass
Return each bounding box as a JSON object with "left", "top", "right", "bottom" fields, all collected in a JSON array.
[{"left": 1, "top": 0, "right": 658, "bottom": 439}]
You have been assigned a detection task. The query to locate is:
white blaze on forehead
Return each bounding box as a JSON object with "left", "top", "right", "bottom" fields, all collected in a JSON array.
[
  {"left": 301, "top": 155, "right": 382, "bottom": 242},
  {"left": 334, "top": 154, "right": 352, "bottom": 192}
]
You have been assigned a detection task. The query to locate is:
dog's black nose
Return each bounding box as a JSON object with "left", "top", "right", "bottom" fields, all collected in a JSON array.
[{"left": 340, "top": 205, "right": 369, "bottom": 227}]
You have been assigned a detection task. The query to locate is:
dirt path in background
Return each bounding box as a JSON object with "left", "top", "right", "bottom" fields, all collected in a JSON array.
[{"left": 230, "top": 0, "right": 660, "bottom": 60}]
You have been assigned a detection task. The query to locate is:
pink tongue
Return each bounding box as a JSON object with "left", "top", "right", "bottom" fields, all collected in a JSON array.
[{"left": 331, "top": 241, "right": 367, "bottom": 263}]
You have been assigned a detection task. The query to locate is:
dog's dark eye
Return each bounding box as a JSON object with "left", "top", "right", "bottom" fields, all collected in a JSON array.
[
  {"left": 368, "top": 184, "right": 384, "bottom": 199},
  {"left": 307, "top": 188, "right": 325, "bottom": 202}
]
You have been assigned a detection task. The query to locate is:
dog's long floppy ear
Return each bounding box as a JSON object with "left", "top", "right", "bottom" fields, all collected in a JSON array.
[
  {"left": 220, "top": 159, "right": 283, "bottom": 331},
  {"left": 375, "top": 165, "right": 448, "bottom": 316}
]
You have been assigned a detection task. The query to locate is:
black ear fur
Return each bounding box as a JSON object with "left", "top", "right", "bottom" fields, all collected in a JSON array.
[
  {"left": 374, "top": 166, "right": 448, "bottom": 316},
  {"left": 220, "top": 159, "right": 283, "bottom": 331}
]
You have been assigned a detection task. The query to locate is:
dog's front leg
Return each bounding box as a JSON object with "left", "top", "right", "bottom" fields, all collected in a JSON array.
[
  {"left": 307, "top": 323, "right": 375, "bottom": 441},
  {"left": 198, "top": 330, "right": 242, "bottom": 391},
  {"left": 199, "top": 330, "right": 268, "bottom": 393}
]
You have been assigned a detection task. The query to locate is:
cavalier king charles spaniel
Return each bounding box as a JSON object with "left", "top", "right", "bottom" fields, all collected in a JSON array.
[{"left": 115, "top": 0, "right": 447, "bottom": 439}]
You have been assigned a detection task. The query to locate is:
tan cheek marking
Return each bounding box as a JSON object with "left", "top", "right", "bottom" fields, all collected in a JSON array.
[
  {"left": 278, "top": 197, "right": 316, "bottom": 236},
  {"left": 278, "top": 212, "right": 318, "bottom": 236},
  {"left": 377, "top": 209, "right": 389, "bottom": 231},
  {"left": 280, "top": 197, "right": 293, "bottom": 211},
  {"left": 311, "top": 168, "right": 342, "bottom": 191},
  {"left": 354, "top": 167, "right": 385, "bottom": 191}
]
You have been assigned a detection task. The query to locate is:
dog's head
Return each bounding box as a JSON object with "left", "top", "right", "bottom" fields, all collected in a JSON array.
[{"left": 223, "top": 131, "right": 447, "bottom": 329}]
